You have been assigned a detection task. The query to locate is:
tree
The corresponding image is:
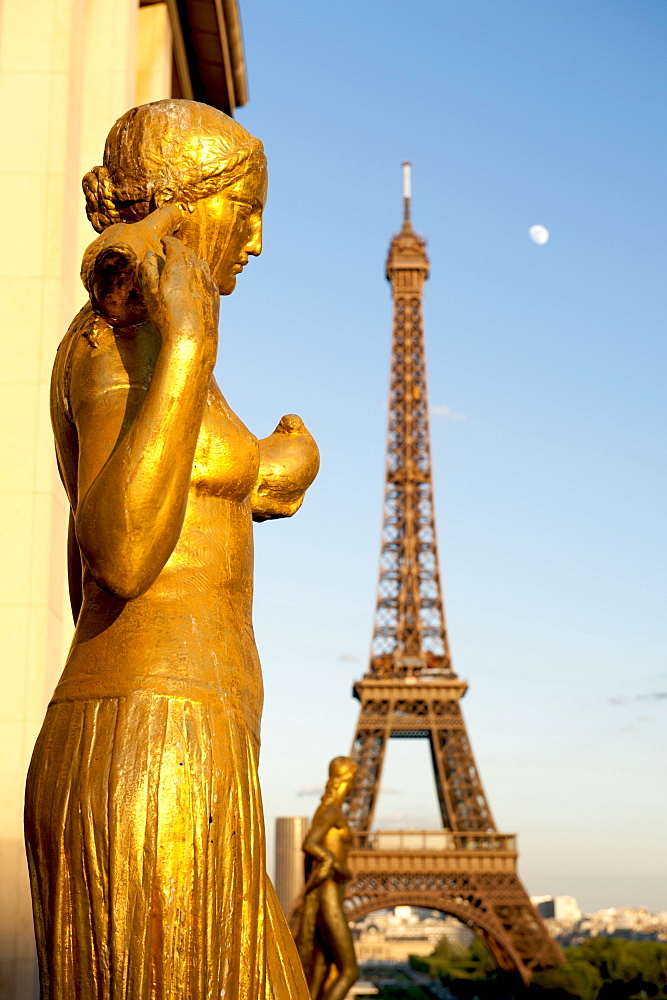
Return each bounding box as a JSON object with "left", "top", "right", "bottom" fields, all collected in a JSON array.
[
  {"left": 532, "top": 958, "right": 603, "bottom": 1000},
  {"left": 531, "top": 939, "right": 667, "bottom": 1000},
  {"left": 410, "top": 933, "right": 496, "bottom": 982},
  {"left": 413, "top": 933, "right": 667, "bottom": 1000}
]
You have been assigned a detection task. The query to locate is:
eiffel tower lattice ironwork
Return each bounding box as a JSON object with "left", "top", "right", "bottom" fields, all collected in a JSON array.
[{"left": 344, "top": 165, "right": 563, "bottom": 983}]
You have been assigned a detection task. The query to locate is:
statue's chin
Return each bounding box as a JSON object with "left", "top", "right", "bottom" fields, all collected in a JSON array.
[{"left": 218, "top": 274, "right": 237, "bottom": 296}]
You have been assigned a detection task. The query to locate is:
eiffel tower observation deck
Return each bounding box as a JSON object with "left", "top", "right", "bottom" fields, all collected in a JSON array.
[{"left": 344, "top": 165, "right": 563, "bottom": 983}]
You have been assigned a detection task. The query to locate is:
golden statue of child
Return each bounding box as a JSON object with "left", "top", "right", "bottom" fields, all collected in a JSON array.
[{"left": 24, "top": 99, "right": 318, "bottom": 1000}]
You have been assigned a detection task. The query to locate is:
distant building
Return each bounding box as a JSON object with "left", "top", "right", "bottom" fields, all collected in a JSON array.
[
  {"left": 275, "top": 816, "right": 310, "bottom": 917},
  {"left": 352, "top": 906, "right": 473, "bottom": 963},
  {"left": 530, "top": 897, "right": 667, "bottom": 945},
  {"left": 575, "top": 907, "right": 667, "bottom": 943},
  {"left": 531, "top": 895, "right": 582, "bottom": 925}
]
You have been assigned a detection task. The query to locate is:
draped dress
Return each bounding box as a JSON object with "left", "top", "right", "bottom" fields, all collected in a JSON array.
[{"left": 25, "top": 303, "right": 309, "bottom": 1000}]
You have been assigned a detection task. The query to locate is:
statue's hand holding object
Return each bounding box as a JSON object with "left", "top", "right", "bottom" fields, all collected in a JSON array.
[
  {"left": 252, "top": 414, "right": 320, "bottom": 521},
  {"left": 140, "top": 237, "right": 219, "bottom": 365},
  {"left": 81, "top": 204, "right": 182, "bottom": 327}
]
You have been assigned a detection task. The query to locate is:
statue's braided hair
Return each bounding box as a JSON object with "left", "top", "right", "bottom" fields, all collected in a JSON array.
[
  {"left": 83, "top": 100, "right": 265, "bottom": 234},
  {"left": 82, "top": 166, "right": 122, "bottom": 233}
]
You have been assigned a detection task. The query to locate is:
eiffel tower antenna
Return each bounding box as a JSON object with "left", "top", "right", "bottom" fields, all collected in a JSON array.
[
  {"left": 402, "top": 161, "right": 411, "bottom": 225},
  {"left": 344, "top": 166, "right": 563, "bottom": 982}
]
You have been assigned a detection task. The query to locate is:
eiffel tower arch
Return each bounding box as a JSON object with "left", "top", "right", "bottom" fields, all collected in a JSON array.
[{"left": 344, "top": 166, "right": 563, "bottom": 984}]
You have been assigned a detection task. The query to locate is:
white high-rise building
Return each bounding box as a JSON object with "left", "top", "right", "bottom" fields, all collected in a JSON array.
[
  {"left": 531, "top": 895, "right": 582, "bottom": 925},
  {"left": 275, "top": 816, "right": 310, "bottom": 917}
]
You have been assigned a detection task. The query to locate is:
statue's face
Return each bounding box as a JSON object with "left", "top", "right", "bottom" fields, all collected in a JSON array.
[
  {"left": 330, "top": 767, "right": 358, "bottom": 802},
  {"left": 178, "top": 158, "right": 268, "bottom": 295}
]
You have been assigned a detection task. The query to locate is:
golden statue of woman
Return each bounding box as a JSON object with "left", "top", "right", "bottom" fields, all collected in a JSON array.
[
  {"left": 24, "top": 99, "right": 318, "bottom": 1000},
  {"left": 292, "top": 757, "right": 360, "bottom": 1000}
]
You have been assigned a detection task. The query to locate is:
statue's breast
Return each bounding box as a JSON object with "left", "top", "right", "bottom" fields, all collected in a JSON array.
[
  {"left": 191, "top": 379, "right": 259, "bottom": 502},
  {"left": 66, "top": 316, "right": 259, "bottom": 504}
]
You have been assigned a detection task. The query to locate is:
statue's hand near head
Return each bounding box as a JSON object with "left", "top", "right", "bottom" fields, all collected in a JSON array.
[
  {"left": 80, "top": 204, "right": 182, "bottom": 326},
  {"left": 140, "top": 237, "right": 219, "bottom": 366}
]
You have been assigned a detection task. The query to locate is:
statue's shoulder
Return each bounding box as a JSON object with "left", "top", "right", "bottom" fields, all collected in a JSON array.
[
  {"left": 312, "top": 799, "right": 340, "bottom": 828},
  {"left": 56, "top": 307, "right": 159, "bottom": 425},
  {"left": 51, "top": 302, "right": 97, "bottom": 425}
]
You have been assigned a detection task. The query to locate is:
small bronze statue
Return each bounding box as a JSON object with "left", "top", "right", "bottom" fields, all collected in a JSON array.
[{"left": 292, "top": 757, "right": 360, "bottom": 1000}]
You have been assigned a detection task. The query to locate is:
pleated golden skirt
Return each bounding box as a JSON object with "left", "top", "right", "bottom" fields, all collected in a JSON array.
[{"left": 25, "top": 693, "right": 308, "bottom": 1000}]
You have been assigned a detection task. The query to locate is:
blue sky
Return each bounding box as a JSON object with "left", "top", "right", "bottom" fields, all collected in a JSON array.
[{"left": 215, "top": 1, "right": 667, "bottom": 913}]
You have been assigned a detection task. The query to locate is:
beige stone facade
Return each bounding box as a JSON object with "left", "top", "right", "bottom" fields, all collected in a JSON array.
[
  {"left": 352, "top": 907, "right": 473, "bottom": 964},
  {"left": 354, "top": 931, "right": 437, "bottom": 964},
  {"left": 0, "top": 3, "right": 173, "bottom": 995}
]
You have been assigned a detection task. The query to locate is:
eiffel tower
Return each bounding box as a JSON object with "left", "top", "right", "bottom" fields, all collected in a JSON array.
[{"left": 344, "top": 165, "right": 563, "bottom": 983}]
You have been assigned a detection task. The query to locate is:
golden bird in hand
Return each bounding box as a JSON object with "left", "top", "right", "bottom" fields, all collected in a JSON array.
[{"left": 251, "top": 414, "right": 320, "bottom": 522}]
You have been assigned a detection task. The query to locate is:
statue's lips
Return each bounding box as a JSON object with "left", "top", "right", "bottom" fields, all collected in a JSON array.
[{"left": 232, "top": 258, "right": 248, "bottom": 274}]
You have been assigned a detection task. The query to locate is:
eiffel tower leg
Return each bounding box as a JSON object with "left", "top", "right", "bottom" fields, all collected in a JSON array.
[
  {"left": 432, "top": 723, "right": 495, "bottom": 832},
  {"left": 477, "top": 928, "right": 518, "bottom": 973},
  {"left": 428, "top": 728, "right": 457, "bottom": 829},
  {"left": 347, "top": 726, "right": 388, "bottom": 833},
  {"left": 492, "top": 886, "right": 564, "bottom": 975}
]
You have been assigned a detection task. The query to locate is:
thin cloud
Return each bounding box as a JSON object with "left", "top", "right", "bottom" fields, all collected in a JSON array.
[
  {"left": 297, "top": 785, "right": 323, "bottom": 797},
  {"left": 621, "top": 714, "right": 655, "bottom": 733},
  {"left": 609, "top": 692, "right": 667, "bottom": 705},
  {"left": 430, "top": 404, "right": 466, "bottom": 423},
  {"left": 374, "top": 811, "right": 441, "bottom": 828}
]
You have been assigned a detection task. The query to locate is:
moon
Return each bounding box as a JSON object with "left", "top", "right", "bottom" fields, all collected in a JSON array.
[{"left": 529, "top": 224, "right": 549, "bottom": 245}]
